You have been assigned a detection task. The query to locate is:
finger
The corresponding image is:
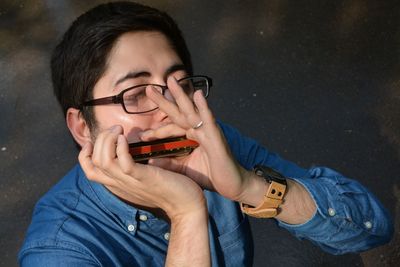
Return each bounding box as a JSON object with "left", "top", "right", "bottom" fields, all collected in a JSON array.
[
  {"left": 115, "top": 135, "right": 156, "bottom": 185},
  {"left": 79, "top": 142, "right": 116, "bottom": 185},
  {"left": 140, "top": 123, "right": 186, "bottom": 141},
  {"left": 100, "top": 125, "right": 123, "bottom": 168},
  {"left": 167, "top": 77, "right": 200, "bottom": 125},
  {"left": 78, "top": 142, "right": 93, "bottom": 166},
  {"left": 91, "top": 125, "right": 122, "bottom": 166},
  {"left": 115, "top": 134, "right": 137, "bottom": 175},
  {"left": 193, "top": 90, "right": 214, "bottom": 126},
  {"left": 189, "top": 91, "right": 225, "bottom": 151},
  {"left": 146, "top": 85, "right": 189, "bottom": 127},
  {"left": 186, "top": 90, "right": 214, "bottom": 140},
  {"left": 91, "top": 129, "right": 107, "bottom": 167}
]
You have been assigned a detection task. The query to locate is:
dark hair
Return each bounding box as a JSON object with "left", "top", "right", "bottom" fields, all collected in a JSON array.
[{"left": 51, "top": 1, "right": 193, "bottom": 131}]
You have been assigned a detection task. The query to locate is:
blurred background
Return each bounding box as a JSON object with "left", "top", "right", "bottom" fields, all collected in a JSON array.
[{"left": 0, "top": 0, "right": 399, "bottom": 266}]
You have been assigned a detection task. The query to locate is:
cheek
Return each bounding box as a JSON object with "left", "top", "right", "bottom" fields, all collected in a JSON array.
[{"left": 93, "top": 106, "right": 154, "bottom": 142}]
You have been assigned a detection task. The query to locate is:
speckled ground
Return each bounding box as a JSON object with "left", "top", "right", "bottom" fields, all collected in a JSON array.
[{"left": 1, "top": 1, "right": 399, "bottom": 266}]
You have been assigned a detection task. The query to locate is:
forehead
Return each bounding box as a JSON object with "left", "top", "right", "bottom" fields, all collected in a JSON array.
[
  {"left": 94, "top": 31, "right": 184, "bottom": 94},
  {"left": 108, "top": 31, "right": 181, "bottom": 72}
]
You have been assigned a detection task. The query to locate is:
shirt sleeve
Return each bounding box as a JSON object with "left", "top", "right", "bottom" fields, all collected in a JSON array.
[
  {"left": 277, "top": 167, "right": 394, "bottom": 254},
  {"left": 218, "top": 121, "right": 394, "bottom": 254}
]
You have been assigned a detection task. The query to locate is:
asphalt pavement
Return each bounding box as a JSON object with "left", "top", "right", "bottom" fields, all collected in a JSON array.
[{"left": 1, "top": 1, "right": 399, "bottom": 266}]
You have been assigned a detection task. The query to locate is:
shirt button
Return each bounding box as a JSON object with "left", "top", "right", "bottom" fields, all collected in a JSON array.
[
  {"left": 127, "top": 224, "right": 136, "bottom": 232},
  {"left": 139, "top": 214, "right": 148, "bottom": 221},
  {"left": 364, "top": 221, "right": 373, "bottom": 229},
  {"left": 328, "top": 208, "right": 336, "bottom": 216},
  {"left": 164, "top": 232, "right": 170, "bottom": 241}
]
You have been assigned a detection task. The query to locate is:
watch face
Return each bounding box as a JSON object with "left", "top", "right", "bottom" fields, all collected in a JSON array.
[{"left": 254, "top": 165, "right": 287, "bottom": 185}]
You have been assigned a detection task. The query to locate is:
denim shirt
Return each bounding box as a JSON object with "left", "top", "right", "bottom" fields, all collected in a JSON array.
[{"left": 19, "top": 122, "right": 393, "bottom": 266}]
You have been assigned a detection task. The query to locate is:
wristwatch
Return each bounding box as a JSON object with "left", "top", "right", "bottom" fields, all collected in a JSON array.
[{"left": 240, "top": 165, "right": 287, "bottom": 218}]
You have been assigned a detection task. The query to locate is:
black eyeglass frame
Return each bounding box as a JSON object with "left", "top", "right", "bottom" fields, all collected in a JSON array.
[{"left": 81, "top": 75, "right": 212, "bottom": 114}]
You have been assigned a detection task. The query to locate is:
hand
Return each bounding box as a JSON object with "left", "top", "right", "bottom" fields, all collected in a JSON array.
[
  {"left": 143, "top": 77, "right": 255, "bottom": 203},
  {"left": 78, "top": 125, "right": 206, "bottom": 219}
]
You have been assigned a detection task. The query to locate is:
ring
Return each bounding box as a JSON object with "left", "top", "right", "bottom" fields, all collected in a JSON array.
[{"left": 193, "top": 120, "right": 204, "bottom": 129}]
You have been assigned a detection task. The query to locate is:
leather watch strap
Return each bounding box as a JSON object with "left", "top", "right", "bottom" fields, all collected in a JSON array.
[{"left": 240, "top": 166, "right": 287, "bottom": 218}]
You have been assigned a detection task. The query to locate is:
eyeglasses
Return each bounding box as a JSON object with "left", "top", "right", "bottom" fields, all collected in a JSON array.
[{"left": 81, "top": 75, "right": 212, "bottom": 114}]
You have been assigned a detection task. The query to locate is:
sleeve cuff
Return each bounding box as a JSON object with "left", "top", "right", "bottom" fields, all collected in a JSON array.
[{"left": 276, "top": 176, "right": 328, "bottom": 234}]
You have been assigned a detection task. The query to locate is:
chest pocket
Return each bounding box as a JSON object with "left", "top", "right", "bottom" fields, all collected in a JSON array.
[{"left": 211, "top": 215, "right": 253, "bottom": 267}]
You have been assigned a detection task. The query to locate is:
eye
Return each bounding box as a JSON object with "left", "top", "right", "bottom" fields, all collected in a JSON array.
[{"left": 123, "top": 86, "right": 146, "bottom": 104}]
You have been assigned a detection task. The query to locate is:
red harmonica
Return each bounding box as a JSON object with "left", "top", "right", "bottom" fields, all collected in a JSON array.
[{"left": 129, "top": 137, "right": 199, "bottom": 162}]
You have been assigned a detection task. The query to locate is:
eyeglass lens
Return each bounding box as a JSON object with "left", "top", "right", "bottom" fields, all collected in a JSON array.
[{"left": 122, "top": 77, "right": 209, "bottom": 113}]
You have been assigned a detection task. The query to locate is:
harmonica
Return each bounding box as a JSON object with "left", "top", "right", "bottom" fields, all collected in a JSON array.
[{"left": 129, "top": 137, "right": 199, "bottom": 162}]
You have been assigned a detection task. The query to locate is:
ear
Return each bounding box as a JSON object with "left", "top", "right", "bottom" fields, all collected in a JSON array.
[{"left": 66, "top": 108, "right": 92, "bottom": 147}]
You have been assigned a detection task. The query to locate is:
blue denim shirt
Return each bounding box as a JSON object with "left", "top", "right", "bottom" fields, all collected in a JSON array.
[{"left": 19, "top": 122, "right": 393, "bottom": 266}]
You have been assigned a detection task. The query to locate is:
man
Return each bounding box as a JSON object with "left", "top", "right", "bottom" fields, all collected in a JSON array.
[{"left": 19, "top": 2, "right": 393, "bottom": 266}]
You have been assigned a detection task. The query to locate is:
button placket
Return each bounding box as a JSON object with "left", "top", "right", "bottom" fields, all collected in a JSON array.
[
  {"left": 164, "top": 232, "right": 170, "bottom": 241},
  {"left": 364, "top": 221, "right": 372, "bottom": 229},
  {"left": 139, "top": 214, "right": 148, "bottom": 221},
  {"left": 328, "top": 208, "right": 336, "bottom": 217},
  {"left": 127, "top": 224, "right": 136, "bottom": 232}
]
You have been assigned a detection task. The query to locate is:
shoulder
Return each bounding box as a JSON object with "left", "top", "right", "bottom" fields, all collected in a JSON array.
[
  {"left": 32, "top": 164, "right": 85, "bottom": 225},
  {"left": 19, "top": 164, "right": 94, "bottom": 261},
  {"left": 216, "top": 121, "right": 255, "bottom": 157},
  {"left": 217, "top": 121, "right": 242, "bottom": 141},
  {"left": 216, "top": 121, "right": 271, "bottom": 168},
  {"left": 217, "top": 120, "right": 265, "bottom": 154}
]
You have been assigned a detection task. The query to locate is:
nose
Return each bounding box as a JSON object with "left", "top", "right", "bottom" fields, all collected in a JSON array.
[{"left": 148, "top": 86, "right": 174, "bottom": 126}]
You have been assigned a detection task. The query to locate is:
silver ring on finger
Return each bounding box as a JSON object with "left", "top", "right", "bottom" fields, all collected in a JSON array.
[{"left": 192, "top": 120, "right": 204, "bottom": 129}]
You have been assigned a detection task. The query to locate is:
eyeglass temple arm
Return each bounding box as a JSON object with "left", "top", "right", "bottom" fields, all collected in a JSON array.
[{"left": 83, "top": 95, "right": 121, "bottom": 106}]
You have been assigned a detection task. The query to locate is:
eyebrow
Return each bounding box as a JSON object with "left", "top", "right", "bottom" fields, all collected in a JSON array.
[{"left": 114, "top": 63, "right": 187, "bottom": 87}]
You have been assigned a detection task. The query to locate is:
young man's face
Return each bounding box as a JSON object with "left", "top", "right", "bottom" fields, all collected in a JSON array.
[{"left": 90, "top": 31, "right": 187, "bottom": 142}]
